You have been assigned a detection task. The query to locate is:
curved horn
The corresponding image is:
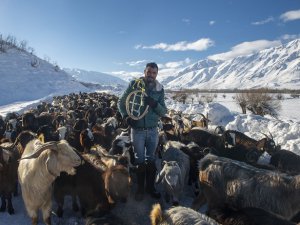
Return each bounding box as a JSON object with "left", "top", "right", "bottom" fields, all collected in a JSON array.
[
  {"left": 260, "top": 132, "right": 269, "bottom": 139},
  {"left": 95, "top": 145, "right": 120, "bottom": 160},
  {"left": 199, "top": 113, "right": 210, "bottom": 122},
  {"left": 20, "top": 141, "right": 58, "bottom": 160},
  {"left": 268, "top": 131, "right": 274, "bottom": 140}
]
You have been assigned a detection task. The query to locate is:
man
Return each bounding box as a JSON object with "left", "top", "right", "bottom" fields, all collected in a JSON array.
[{"left": 117, "top": 62, "right": 167, "bottom": 201}]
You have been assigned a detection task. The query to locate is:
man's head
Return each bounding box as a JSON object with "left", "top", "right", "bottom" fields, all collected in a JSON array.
[{"left": 144, "top": 62, "right": 158, "bottom": 90}]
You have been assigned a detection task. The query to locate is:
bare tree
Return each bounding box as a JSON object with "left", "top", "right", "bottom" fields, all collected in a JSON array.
[
  {"left": 19, "top": 40, "right": 28, "bottom": 52},
  {"left": 236, "top": 89, "right": 281, "bottom": 118},
  {"left": 236, "top": 92, "right": 247, "bottom": 114}
]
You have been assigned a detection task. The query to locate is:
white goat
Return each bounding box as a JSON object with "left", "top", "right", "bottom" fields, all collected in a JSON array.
[
  {"left": 18, "top": 139, "right": 82, "bottom": 225},
  {"left": 150, "top": 203, "right": 220, "bottom": 225}
]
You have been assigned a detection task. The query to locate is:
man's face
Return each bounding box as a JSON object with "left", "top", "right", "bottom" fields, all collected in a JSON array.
[{"left": 144, "top": 66, "right": 158, "bottom": 81}]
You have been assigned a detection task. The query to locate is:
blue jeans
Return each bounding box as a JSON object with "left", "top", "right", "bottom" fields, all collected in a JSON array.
[{"left": 131, "top": 127, "right": 159, "bottom": 165}]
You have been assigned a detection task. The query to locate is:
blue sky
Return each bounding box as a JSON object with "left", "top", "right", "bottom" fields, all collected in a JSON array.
[{"left": 1, "top": 0, "right": 300, "bottom": 74}]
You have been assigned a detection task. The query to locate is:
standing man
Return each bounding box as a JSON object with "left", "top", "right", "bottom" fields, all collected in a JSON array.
[{"left": 117, "top": 62, "right": 167, "bottom": 201}]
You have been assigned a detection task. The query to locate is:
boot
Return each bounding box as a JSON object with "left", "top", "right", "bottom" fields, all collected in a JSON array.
[
  {"left": 135, "top": 164, "right": 146, "bottom": 201},
  {"left": 145, "top": 161, "right": 161, "bottom": 199}
]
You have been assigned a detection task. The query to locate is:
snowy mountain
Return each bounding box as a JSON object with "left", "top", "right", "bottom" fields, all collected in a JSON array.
[{"left": 163, "top": 39, "right": 300, "bottom": 90}]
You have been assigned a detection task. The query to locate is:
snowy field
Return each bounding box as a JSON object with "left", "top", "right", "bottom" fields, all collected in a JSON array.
[{"left": 0, "top": 92, "right": 299, "bottom": 225}]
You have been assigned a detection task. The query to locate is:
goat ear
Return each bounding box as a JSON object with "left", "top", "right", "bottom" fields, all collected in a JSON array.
[
  {"left": 155, "top": 167, "right": 165, "bottom": 184},
  {"left": 107, "top": 195, "right": 115, "bottom": 204},
  {"left": 45, "top": 153, "right": 59, "bottom": 177},
  {"left": 38, "top": 133, "right": 45, "bottom": 143}
]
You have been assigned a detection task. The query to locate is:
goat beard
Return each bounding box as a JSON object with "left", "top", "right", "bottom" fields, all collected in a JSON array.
[{"left": 145, "top": 77, "right": 156, "bottom": 90}]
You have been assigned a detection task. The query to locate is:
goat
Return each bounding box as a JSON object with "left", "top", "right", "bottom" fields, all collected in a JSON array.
[
  {"left": 193, "top": 154, "right": 300, "bottom": 220},
  {"left": 223, "top": 130, "right": 278, "bottom": 154},
  {"left": 150, "top": 203, "right": 220, "bottom": 225},
  {"left": 54, "top": 153, "right": 131, "bottom": 218},
  {"left": 208, "top": 206, "right": 299, "bottom": 225},
  {"left": 157, "top": 141, "right": 190, "bottom": 205},
  {"left": 0, "top": 145, "right": 19, "bottom": 214},
  {"left": 85, "top": 211, "right": 126, "bottom": 225},
  {"left": 18, "top": 140, "right": 82, "bottom": 225},
  {"left": 269, "top": 149, "right": 300, "bottom": 175},
  {"left": 191, "top": 113, "right": 210, "bottom": 129},
  {"left": 180, "top": 128, "right": 225, "bottom": 151}
]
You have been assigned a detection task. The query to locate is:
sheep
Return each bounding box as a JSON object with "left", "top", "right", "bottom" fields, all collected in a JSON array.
[
  {"left": 150, "top": 203, "right": 220, "bottom": 225},
  {"left": 18, "top": 139, "right": 82, "bottom": 225},
  {"left": 157, "top": 141, "right": 190, "bottom": 205},
  {"left": 193, "top": 154, "right": 300, "bottom": 220}
]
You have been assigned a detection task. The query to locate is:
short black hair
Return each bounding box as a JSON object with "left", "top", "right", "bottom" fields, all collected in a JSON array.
[{"left": 146, "top": 62, "right": 158, "bottom": 70}]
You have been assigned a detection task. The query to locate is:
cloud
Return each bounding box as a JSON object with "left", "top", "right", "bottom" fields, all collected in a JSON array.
[
  {"left": 251, "top": 16, "right": 274, "bottom": 25},
  {"left": 164, "top": 58, "right": 192, "bottom": 69},
  {"left": 280, "top": 9, "right": 300, "bottom": 22},
  {"left": 182, "top": 18, "right": 190, "bottom": 24},
  {"left": 208, "top": 39, "right": 281, "bottom": 61},
  {"left": 136, "top": 38, "right": 214, "bottom": 52},
  {"left": 209, "top": 20, "right": 215, "bottom": 26},
  {"left": 281, "top": 33, "right": 300, "bottom": 40},
  {"left": 125, "top": 60, "right": 147, "bottom": 67}
]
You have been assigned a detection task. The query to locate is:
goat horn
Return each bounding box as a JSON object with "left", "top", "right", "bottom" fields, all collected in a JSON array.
[
  {"left": 268, "top": 131, "right": 274, "bottom": 140},
  {"left": 260, "top": 132, "right": 269, "bottom": 139},
  {"left": 199, "top": 113, "right": 209, "bottom": 121},
  {"left": 0, "top": 135, "right": 21, "bottom": 150},
  {"left": 95, "top": 146, "right": 120, "bottom": 160},
  {"left": 20, "top": 141, "right": 58, "bottom": 160}
]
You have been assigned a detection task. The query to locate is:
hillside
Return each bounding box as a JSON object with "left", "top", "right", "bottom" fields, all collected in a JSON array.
[{"left": 0, "top": 48, "right": 89, "bottom": 105}]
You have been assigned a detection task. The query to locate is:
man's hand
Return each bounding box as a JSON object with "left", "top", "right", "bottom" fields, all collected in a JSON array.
[
  {"left": 144, "top": 96, "right": 158, "bottom": 108},
  {"left": 124, "top": 116, "right": 133, "bottom": 126}
]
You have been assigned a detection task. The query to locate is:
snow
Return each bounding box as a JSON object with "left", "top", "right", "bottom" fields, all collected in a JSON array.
[
  {"left": 164, "top": 39, "right": 300, "bottom": 90},
  {"left": 0, "top": 39, "right": 300, "bottom": 225},
  {"left": 0, "top": 93, "right": 299, "bottom": 225}
]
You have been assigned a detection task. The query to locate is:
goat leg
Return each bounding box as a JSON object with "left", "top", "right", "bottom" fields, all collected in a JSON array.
[
  {"left": 6, "top": 192, "right": 14, "bottom": 214},
  {"left": 191, "top": 190, "right": 206, "bottom": 210},
  {"left": 0, "top": 194, "right": 6, "bottom": 212}
]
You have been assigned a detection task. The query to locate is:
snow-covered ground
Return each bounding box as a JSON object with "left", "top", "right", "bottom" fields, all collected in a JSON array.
[{"left": 0, "top": 93, "right": 299, "bottom": 225}]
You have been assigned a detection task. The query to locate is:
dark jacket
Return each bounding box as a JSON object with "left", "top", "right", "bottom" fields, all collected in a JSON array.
[{"left": 118, "top": 78, "right": 167, "bottom": 129}]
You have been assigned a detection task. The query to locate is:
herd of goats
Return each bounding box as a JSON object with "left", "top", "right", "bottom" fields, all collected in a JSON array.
[{"left": 0, "top": 91, "right": 299, "bottom": 225}]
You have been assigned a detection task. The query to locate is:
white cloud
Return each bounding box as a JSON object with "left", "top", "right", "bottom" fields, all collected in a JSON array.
[
  {"left": 164, "top": 58, "right": 192, "bottom": 68},
  {"left": 280, "top": 9, "right": 300, "bottom": 22},
  {"left": 182, "top": 18, "right": 190, "bottom": 24},
  {"left": 136, "top": 38, "right": 214, "bottom": 52},
  {"left": 251, "top": 16, "right": 274, "bottom": 25},
  {"left": 208, "top": 39, "right": 281, "bottom": 61},
  {"left": 125, "top": 60, "right": 147, "bottom": 67},
  {"left": 209, "top": 20, "right": 215, "bottom": 26},
  {"left": 281, "top": 34, "right": 300, "bottom": 40}
]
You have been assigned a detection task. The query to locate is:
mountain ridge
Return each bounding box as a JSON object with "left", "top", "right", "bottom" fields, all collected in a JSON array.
[{"left": 163, "top": 39, "right": 300, "bottom": 90}]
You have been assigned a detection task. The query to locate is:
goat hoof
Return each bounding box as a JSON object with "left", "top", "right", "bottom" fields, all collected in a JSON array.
[
  {"left": 8, "top": 208, "right": 14, "bottom": 215},
  {"left": 56, "top": 208, "right": 63, "bottom": 218},
  {"left": 0, "top": 206, "right": 5, "bottom": 212},
  {"left": 172, "top": 201, "right": 179, "bottom": 206},
  {"left": 72, "top": 203, "right": 79, "bottom": 212}
]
